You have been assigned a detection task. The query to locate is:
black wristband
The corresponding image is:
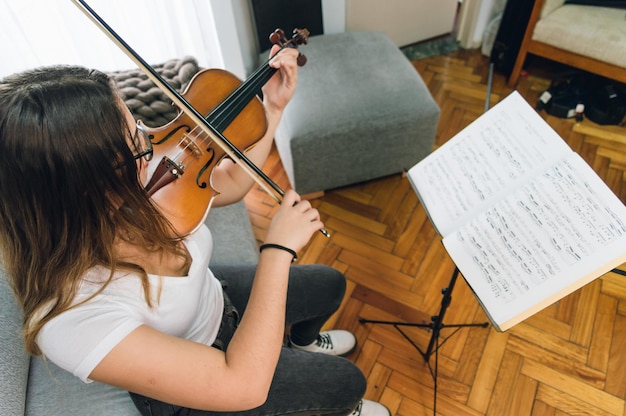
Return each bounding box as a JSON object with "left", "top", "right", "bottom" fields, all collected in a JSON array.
[{"left": 259, "top": 243, "right": 297, "bottom": 262}]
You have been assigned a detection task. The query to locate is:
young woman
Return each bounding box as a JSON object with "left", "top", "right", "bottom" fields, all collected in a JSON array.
[{"left": 0, "top": 45, "right": 390, "bottom": 416}]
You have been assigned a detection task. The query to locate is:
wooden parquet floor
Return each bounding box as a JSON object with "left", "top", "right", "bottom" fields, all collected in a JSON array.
[{"left": 244, "top": 48, "right": 626, "bottom": 415}]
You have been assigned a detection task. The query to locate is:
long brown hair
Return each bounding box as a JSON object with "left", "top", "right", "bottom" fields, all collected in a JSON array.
[{"left": 0, "top": 66, "right": 186, "bottom": 355}]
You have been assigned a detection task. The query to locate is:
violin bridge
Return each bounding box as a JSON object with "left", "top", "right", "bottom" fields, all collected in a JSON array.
[{"left": 180, "top": 134, "right": 202, "bottom": 158}]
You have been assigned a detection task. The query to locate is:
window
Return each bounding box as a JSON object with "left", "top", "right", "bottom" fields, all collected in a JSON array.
[{"left": 0, "top": 0, "right": 223, "bottom": 77}]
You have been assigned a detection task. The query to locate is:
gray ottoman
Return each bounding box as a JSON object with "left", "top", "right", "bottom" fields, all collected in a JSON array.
[{"left": 269, "top": 31, "right": 440, "bottom": 195}]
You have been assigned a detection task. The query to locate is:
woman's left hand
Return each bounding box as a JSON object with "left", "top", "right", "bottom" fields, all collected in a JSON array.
[
  {"left": 209, "top": 45, "right": 299, "bottom": 207},
  {"left": 261, "top": 45, "right": 299, "bottom": 115}
]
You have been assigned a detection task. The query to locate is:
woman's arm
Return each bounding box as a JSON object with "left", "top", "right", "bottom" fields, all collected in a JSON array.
[
  {"left": 89, "top": 191, "right": 322, "bottom": 411},
  {"left": 210, "top": 45, "right": 299, "bottom": 207}
]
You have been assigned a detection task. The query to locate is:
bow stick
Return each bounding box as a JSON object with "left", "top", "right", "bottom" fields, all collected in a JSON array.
[{"left": 71, "top": 0, "right": 330, "bottom": 238}]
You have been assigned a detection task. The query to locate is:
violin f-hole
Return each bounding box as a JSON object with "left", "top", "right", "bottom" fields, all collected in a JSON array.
[{"left": 195, "top": 148, "right": 216, "bottom": 189}]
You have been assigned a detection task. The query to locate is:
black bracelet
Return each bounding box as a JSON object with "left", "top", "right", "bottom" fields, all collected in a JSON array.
[{"left": 259, "top": 243, "right": 297, "bottom": 262}]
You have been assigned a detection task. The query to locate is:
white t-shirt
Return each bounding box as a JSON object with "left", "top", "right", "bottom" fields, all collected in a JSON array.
[{"left": 37, "top": 225, "right": 224, "bottom": 383}]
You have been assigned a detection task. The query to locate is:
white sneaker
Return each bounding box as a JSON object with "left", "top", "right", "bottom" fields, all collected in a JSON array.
[
  {"left": 290, "top": 330, "right": 357, "bottom": 356},
  {"left": 350, "top": 399, "right": 391, "bottom": 416}
]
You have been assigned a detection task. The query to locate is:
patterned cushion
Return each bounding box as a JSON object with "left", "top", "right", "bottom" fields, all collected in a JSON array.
[{"left": 107, "top": 56, "right": 200, "bottom": 127}]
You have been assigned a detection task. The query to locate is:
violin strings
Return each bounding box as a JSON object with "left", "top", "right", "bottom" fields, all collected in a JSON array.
[
  {"left": 209, "top": 58, "right": 276, "bottom": 132},
  {"left": 177, "top": 59, "right": 278, "bottom": 159}
]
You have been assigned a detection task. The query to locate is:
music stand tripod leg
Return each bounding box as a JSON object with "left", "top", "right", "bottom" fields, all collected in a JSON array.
[{"left": 358, "top": 267, "right": 489, "bottom": 414}]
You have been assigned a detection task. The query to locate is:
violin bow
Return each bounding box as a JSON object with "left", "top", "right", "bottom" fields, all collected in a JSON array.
[{"left": 71, "top": 0, "right": 330, "bottom": 238}]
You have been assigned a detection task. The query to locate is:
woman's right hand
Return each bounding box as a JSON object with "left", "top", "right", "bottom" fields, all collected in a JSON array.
[{"left": 263, "top": 189, "right": 323, "bottom": 254}]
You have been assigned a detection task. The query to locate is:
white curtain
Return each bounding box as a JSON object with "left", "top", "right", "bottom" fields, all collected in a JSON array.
[{"left": 0, "top": 0, "right": 224, "bottom": 78}]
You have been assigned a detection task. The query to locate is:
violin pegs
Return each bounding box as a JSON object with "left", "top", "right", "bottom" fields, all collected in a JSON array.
[
  {"left": 292, "top": 28, "right": 310, "bottom": 46},
  {"left": 269, "top": 32, "right": 280, "bottom": 46},
  {"left": 269, "top": 28, "right": 287, "bottom": 46},
  {"left": 268, "top": 28, "right": 308, "bottom": 66}
]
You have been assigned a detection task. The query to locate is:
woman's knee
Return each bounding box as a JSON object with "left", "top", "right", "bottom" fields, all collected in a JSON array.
[
  {"left": 272, "top": 349, "right": 366, "bottom": 409},
  {"left": 292, "top": 265, "right": 346, "bottom": 303}
]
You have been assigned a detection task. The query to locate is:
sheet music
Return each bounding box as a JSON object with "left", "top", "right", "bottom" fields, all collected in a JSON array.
[
  {"left": 407, "top": 91, "right": 626, "bottom": 331},
  {"left": 443, "top": 154, "right": 626, "bottom": 328},
  {"left": 408, "top": 91, "right": 572, "bottom": 236}
]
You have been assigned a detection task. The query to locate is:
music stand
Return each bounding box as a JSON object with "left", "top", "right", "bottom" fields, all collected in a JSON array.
[
  {"left": 358, "top": 64, "right": 496, "bottom": 415},
  {"left": 358, "top": 267, "right": 489, "bottom": 414}
]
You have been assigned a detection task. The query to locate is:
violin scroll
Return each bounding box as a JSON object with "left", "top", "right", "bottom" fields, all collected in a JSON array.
[{"left": 269, "top": 28, "right": 310, "bottom": 67}]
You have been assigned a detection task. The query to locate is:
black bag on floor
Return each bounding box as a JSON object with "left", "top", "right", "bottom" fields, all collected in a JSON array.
[
  {"left": 536, "top": 71, "right": 626, "bottom": 125},
  {"left": 585, "top": 83, "right": 626, "bottom": 125},
  {"left": 536, "top": 73, "right": 588, "bottom": 120}
]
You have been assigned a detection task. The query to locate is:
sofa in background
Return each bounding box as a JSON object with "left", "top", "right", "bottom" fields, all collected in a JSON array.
[
  {"left": 0, "top": 59, "right": 260, "bottom": 415},
  {"left": 508, "top": 0, "right": 626, "bottom": 86}
]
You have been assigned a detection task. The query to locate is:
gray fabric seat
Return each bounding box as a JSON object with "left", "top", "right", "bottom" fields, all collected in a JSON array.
[
  {"left": 0, "top": 57, "right": 260, "bottom": 415},
  {"left": 268, "top": 31, "right": 440, "bottom": 195},
  {"left": 0, "top": 200, "right": 258, "bottom": 416}
]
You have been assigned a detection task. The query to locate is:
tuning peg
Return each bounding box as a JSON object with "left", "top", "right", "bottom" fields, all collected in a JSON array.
[
  {"left": 268, "top": 28, "right": 308, "bottom": 66},
  {"left": 269, "top": 29, "right": 287, "bottom": 46}
]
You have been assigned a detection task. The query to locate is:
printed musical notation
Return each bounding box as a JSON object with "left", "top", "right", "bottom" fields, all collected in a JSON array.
[
  {"left": 408, "top": 91, "right": 626, "bottom": 331},
  {"left": 412, "top": 92, "right": 573, "bottom": 238},
  {"left": 452, "top": 158, "right": 626, "bottom": 302}
]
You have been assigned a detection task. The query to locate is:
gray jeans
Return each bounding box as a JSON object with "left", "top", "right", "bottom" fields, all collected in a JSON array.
[{"left": 129, "top": 264, "right": 366, "bottom": 415}]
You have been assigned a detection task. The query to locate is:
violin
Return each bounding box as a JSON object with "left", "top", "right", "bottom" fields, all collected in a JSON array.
[
  {"left": 141, "top": 28, "right": 308, "bottom": 237},
  {"left": 71, "top": 0, "right": 329, "bottom": 239}
]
